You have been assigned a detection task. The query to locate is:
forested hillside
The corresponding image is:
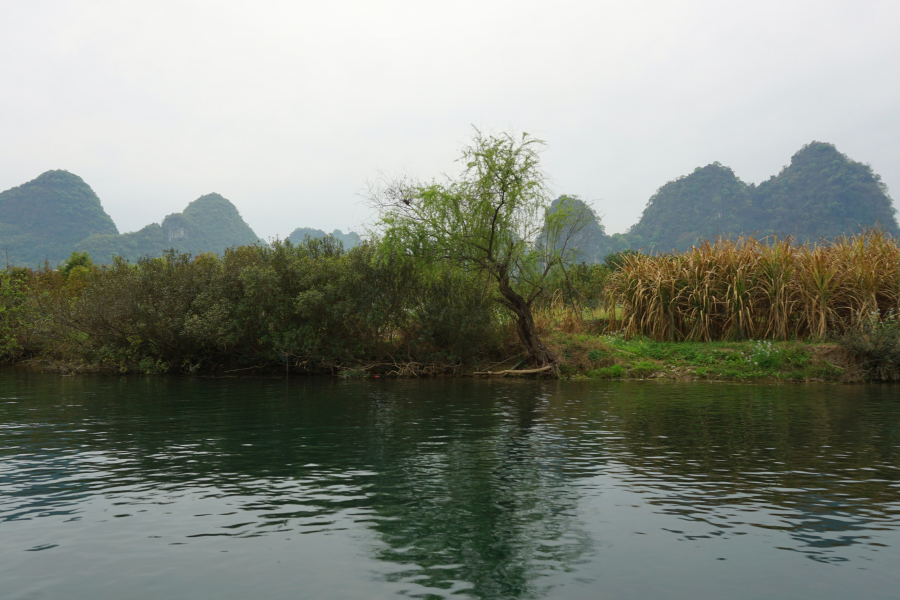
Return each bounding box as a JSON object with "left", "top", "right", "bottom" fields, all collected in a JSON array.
[
  {"left": 544, "top": 195, "right": 622, "bottom": 263},
  {"left": 751, "top": 142, "right": 897, "bottom": 241},
  {"left": 288, "top": 227, "right": 361, "bottom": 249},
  {"left": 0, "top": 170, "right": 118, "bottom": 266},
  {"left": 626, "top": 163, "right": 752, "bottom": 252},
  {"left": 77, "top": 193, "right": 260, "bottom": 263},
  {"left": 3, "top": 141, "right": 895, "bottom": 267},
  {"left": 624, "top": 141, "right": 897, "bottom": 253}
]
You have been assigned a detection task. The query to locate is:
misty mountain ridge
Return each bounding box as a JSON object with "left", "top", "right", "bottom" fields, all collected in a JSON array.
[
  {"left": 558, "top": 141, "right": 897, "bottom": 260},
  {"left": 0, "top": 170, "right": 363, "bottom": 266},
  {"left": 76, "top": 193, "right": 262, "bottom": 263},
  {"left": 623, "top": 141, "right": 897, "bottom": 253},
  {"left": 0, "top": 140, "right": 894, "bottom": 267}
]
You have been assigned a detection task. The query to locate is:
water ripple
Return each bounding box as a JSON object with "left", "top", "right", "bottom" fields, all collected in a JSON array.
[{"left": 1, "top": 376, "right": 899, "bottom": 599}]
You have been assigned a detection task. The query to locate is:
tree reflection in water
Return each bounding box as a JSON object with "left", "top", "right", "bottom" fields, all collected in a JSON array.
[
  {"left": 362, "top": 387, "right": 593, "bottom": 598},
  {"left": 1, "top": 374, "right": 899, "bottom": 599}
]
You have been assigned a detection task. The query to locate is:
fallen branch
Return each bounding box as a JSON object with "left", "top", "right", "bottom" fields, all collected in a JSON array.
[
  {"left": 472, "top": 365, "right": 554, "bottom": 377},
  {"left": 223, "top": 365, "right": 266, "bottom": 373}
]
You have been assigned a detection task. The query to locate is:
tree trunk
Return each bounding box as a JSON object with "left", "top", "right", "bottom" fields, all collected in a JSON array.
[{"left": 497, "top": 273, "right": 557, "bottom": 368}]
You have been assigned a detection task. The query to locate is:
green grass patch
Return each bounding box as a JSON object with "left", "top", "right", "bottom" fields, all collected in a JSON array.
[
  {"left": 556, "top": 333, "right": 847, "bottom": 382},
  {"left": 587, "top": 364, "right": 625, "bottom": 379}
]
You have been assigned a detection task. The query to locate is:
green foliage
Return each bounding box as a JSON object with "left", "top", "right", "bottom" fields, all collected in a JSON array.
[
  {"left": 0, "top": 170, "right": 118, "bottom": 267},
  {"left": 0, "top": 269, "right": 30, "bottom": 360},
  {"left": 837, "top": 311, "right": 900, "bottom": 381},
  {"left": 403, "top": 268, "right": 501, "bottom": 363},
  {"left": 289, "top": 228, "right": 361, "bottom": 250},
  {"left": 372, "top": 129, "right": 581, "bottom": 365},
  {"left": 53, "top": 238, "right": 500, "bottom": 372},
  {"left": 77, "top": 193, "right": 260, "bottom": 263},
  {"left": 745, "top": 340, "right": 810, "bottom": 370},
  {"left": 375, "top": 130, "right": 553, "bottom": 286},
  {"left": 587, "top": 364, "right": 625, "bottom": 378},
  {"left": 538, "top": 261, "right": 608, "bottom": 309},
  {"left": 62, "top": 251, "right": 93, "bottom": 276},
  {"left": 629, "top": 360, "right": 659, "bottom": 378},
  {"left": 74, "top": 223, "right": 168, "bottom": 264},
  {"left": 540, "top": 249, "right": 642, "bottom": 310},
  {"left": 589, "top": 334, "right": 837, "bottom": 381}
]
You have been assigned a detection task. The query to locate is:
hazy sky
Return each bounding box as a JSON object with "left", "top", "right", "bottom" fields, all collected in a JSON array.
[{"left": 2, "top": 0, "right": 898, "bottom": 239}]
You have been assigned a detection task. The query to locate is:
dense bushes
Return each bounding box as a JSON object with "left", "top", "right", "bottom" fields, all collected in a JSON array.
[
  {"left": 836, "top": 311, "right": 900, "bottom": 381},
  {"left": 6, "top": 238, "right": 506, "bottom": 374},
  {"left": 0, "top": 269, "right": 32, "bottom": 360}
]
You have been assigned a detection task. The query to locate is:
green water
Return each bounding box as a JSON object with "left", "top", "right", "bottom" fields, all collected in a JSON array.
[{"left": 1, "top": 372, "right": 899, "bottom": 599}]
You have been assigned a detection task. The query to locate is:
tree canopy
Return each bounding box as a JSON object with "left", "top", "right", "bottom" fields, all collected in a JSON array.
[
  {"left": 372, "top": 130, "right": 587, "bottom": 367},
  {"left": 289, "top": 227, "right": 361, "bottom": 250}
]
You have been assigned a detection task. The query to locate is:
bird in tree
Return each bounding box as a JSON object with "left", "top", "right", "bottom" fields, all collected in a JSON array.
[{"left": 369, "top": 129, "right": 590, "bottom": 371}]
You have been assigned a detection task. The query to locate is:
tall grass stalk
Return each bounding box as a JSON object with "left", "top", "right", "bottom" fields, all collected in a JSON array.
[{"left": 606, "top": 229, "right": 900, "bottom": 341}]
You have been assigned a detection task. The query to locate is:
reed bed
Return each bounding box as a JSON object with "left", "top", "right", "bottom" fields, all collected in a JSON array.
[{"left": 605, "top": 230, "right": 900, "bottom": 341}]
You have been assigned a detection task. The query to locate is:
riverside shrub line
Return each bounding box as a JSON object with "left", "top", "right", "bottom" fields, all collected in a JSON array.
[{"left": 0, "top": 230, "right": 897, "bottom": 381}]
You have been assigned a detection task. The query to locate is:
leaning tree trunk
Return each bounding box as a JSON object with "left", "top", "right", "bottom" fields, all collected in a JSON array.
[{"left": 497, "top": 273, "right": 557, "bottom": 368}]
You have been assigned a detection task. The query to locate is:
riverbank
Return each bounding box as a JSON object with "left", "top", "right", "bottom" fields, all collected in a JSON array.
[
  {"left": 19, "top": 334, "right": 860, "bottom": 383},
  {"left": 544, "top": 333, "right": 856, "bottom": 383},
  {"left": 3, "top": 231, "right": 898, "bottom": 383}
]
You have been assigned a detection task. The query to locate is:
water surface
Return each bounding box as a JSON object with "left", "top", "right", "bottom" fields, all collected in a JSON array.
[{"left": 1, "top": 372, "right": 899, "bottom": 599}]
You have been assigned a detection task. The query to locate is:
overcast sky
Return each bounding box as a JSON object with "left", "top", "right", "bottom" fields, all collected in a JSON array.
[{"left": 2, "top": 0, "right": 898, "bottom": 239}]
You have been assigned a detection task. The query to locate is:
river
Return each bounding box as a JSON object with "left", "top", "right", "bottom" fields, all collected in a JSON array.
[{"left": 1, "top": 371, "right": 898, "bottom": 599}]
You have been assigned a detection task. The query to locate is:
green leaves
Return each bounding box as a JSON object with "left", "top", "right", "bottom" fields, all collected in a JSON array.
[{"left": 372, "top": 129, "right": 567, "bottom": 301}]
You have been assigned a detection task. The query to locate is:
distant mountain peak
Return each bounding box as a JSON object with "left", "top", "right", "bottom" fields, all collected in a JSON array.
[
  {"left": 289, "top": 227, "right": 361, "bottom": 249},
  {"left": 623, "top": 142, "right": 896, "bottom": 254},
  {"left": 0, "top": 170, "right": 118, "bottom": 266},
  {"left": 78, "top": 192, "right": 260, "bottom": 263}
]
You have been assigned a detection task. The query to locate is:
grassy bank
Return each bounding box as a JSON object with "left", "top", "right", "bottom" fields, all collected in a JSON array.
[
  {"left": 545, "top": 333, "right": 852, "bottom": 383},
  {"left": 22, "top": 336, "right": 856, "bottom": 383}
]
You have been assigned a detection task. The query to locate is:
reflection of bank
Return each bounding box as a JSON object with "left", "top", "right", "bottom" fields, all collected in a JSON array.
[
  {"left": 0, "top": 446, "right": 102, "bottom": 526},
  {"left": 574, "top": 381, "right": 900, "bottom": 564},
  {"left": 6, "top": 375, "right": 899, "bottom": 598},
  {"left": 3, "top": 376, "right": 596, "bottom": 600},
  {"left": 363, "top": 382, "right": 593, "bottom": 599}
]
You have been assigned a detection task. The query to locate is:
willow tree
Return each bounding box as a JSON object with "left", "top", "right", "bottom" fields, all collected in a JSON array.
[{"left": 370, "top": 129, "right": 589, "bottom": 368}]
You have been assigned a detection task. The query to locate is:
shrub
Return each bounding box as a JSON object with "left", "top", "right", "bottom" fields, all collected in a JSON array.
[
  {"left": 0, "top": 269, "right": 30, "bottom": 360},
  {"left": 49, "top": 239, "right": 504, "bottom": 373},
  {"left": 836, "top": 311, "right": 900, "bottom": 380},
  {"left": 629, "top": 360, "right": 659, "bottom": 378},
  {"left": 588, "top": 364, "right": 625, "bottom": 378},
  {"left": 747, "top": 341, "right": 784, "bottom": 369}
]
